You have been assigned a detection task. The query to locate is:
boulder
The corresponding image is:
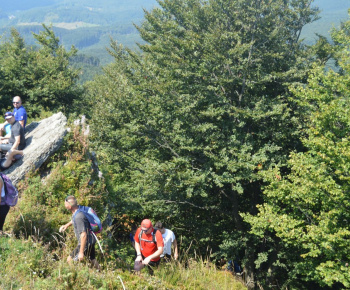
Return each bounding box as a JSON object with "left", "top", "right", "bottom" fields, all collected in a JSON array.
[{"left": 3, "top": 112, "right": 67, "bottom": 185}]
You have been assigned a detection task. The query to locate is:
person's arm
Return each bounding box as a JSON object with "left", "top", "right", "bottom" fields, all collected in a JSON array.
[
  {"left": 11, "top": 135, "right": 20, "bottom": 150},
  {"left": 134, "top": 241, "right": 143, "bottom": 262},
  {"left": 18, "top": 120, "right": 25, "bottom": 128},
  {"left": 9, "top": 123, "right": 24, "bottom": 150},
  {"left": 0, "top": 133, "right": 10, "bottom": 141},
  {"left": 142, "top": 246, "right": 163, "bottom": 265},
  {"left": 59, "top": 220, "right": 73, "bottom": 232},
  {"left": 173, "top": 239, "right": 178, "bottom": 260},
  {"left": 15, "top": 107, "right": 26, "bottom": 128},
  {"left": 0, "top": 121, "right": 8, "bottom": 131},
  {"left": 78, "top": 231, "right": 87, "bottom": 261}
]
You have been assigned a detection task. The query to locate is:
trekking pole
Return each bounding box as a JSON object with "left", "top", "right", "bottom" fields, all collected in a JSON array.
[
  {"left": 92, "top": 231, "right": 104, "bottom": 254},
  {"left": 117, "top": 275, "right": 126, "bottom": 290}
]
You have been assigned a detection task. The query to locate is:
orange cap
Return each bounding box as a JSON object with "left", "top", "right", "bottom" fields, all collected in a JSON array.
[{"left": 141, "top": 219, "right": 152, "bottom": 230}]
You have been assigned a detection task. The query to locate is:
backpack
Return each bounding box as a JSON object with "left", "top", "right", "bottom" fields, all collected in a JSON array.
[
  {"left": 0, "top": 173, "right": 18, "bottom": 207},
  {"left": 73, "top": 205, "right": 102, "bottom": 233},
  {"left": 138, "top": 228, "right": 158, "bottom": 244}
]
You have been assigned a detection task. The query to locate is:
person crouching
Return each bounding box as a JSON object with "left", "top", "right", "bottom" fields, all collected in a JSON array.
[{"left": 134, "top": 219, "right": 164, "bottom": 275}]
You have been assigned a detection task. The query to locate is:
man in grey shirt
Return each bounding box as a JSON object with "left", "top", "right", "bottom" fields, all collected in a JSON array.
[
  {"left": 0, "top": 112, "right": 26, "bottom": 152},
  {"left": 59, "top": 195, "right": 100, "bottom": 270}
]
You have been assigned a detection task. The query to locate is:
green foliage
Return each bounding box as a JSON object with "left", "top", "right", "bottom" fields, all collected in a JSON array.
[
  {"left": 244, "top": 15, "right": 350, "bottom": 288},
  {"left": 0, "top": 0, "right": 347, "bottom": 67},
  {"left": 70, "top": 53, "right": 102, "bottom": 84},
  {"left": 84, "top": 0, "right": 321, "bottom": 286},
  {"left": 0, "top": 235, "right": 245, "bottom": 289},
  {"left": 0, "top": 115, "right": 246, "bottom": 289},
  {"left": 1, "top": 0, "right": 349, "bottom": 288},
  {"left": 0, "top": 25, "right": 82, "bottom": 117},
  {"left": 0, "top": 236, "right": 56, "bottom": 288},
  {"left": 158, "top": 258, "right": 246, "bottom": 289},
  {"left": 4, "top": 116, "right": 106, "bottom": 247}
]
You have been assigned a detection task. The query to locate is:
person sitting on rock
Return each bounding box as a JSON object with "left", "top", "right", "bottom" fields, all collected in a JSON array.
[
  {"left": 0, "top": 112, "right": 26, "bottom": 153},
  {"left": 0, "top": 149, "right": 23, "bottom": 171},
  {"left": 0, "top": 96, "right": 27, "bottom": 134}
]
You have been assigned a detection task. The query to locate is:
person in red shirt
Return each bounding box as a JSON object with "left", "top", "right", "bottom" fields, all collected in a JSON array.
[{"left": 134, "top": 219, "right": 164, "bottom": 274}]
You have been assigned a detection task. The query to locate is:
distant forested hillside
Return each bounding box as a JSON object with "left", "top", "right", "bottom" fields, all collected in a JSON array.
[
  {"left": 0, "top": 0, "right": 348, "bottom": 70},
  {"left": 0, "top": 0, "right": 158, "bottom": 65},
  {"left": 0, "top": 0, "right": 57, "bottom": 11},
  {"left": 302, "top": 0, "right": 349, "bottom": 42}
]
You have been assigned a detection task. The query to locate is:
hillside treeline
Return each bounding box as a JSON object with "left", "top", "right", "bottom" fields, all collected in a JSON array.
[
  {"left": 0, "top": 0, "right": 159, "bottom": 65},
  {"left": 0, "top": 0, "right": 349, "bottom": 289}
]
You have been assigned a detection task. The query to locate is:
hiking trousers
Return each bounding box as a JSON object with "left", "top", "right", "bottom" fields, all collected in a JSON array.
[{"left": 0, "top": 204, "right": 10, "bottom": 231}]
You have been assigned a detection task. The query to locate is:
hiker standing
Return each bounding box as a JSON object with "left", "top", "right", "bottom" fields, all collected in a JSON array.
[
  {"left": 134, "top": 219, "right": 164, "bottom": 275},
  {"left": 59, "top": 195, "right": 100, "bottom": 270},
  {"left": 154, "top": 221, "right": 179, "bottom": 261}
]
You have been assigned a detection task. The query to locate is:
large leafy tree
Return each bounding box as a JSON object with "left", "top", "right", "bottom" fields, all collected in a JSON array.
[
  {"left": 0, "top": 25, "right": 82, "bottom": 117},
  {"left": 87, "top": 0, "right": 319, "bottom": 284},
  {"left": 244, "top": 18, "right": 350, "bottom": 288}
]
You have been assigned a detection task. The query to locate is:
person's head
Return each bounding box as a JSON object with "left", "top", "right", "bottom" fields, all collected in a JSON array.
[
  {"left": 64, "top": 195, "right": 78, "bottom": 211},
  {"left": 141, "top": 219, "right": 153, "bottom": 234},
  {"left": 4, "top": 111, "right": 15, "bottom": 124},
  {"left": 12, "top": 96, "right": 22, "bottom": 109},
  {"left": 154, "top": 221, "right": 166, "bottom": 234}
]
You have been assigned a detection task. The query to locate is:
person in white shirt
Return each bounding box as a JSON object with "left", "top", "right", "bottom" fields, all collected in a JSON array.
[{"left": 154, "top": 221, "right": 179, "bottom": 261}]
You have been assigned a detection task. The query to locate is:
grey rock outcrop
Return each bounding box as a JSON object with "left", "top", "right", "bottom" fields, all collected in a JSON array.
[{"left": 3, "top": 112, "right": 67, "bottom": 185}]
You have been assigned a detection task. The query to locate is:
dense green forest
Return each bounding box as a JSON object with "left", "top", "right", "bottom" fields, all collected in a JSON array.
[
  {"left": 0, "top": 0, "right": 348, "bottom": 66},
  {"left": 0, "top": 0, "right": 347, "bottom": 84},
  {"left": 0, "top": 0, "right": 350, "bottom": 289}
]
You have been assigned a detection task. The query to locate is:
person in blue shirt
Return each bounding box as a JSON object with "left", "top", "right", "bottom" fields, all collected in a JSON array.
[
  {"left": 0, "top": 96, "right": 27, "bottom": 136},
  {"left": 12, "top": 96, "right": 27, "bottom": 130}
]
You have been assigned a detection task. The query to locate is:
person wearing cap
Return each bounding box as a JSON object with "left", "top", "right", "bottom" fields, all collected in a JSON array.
[
  {"left": 134, "top": 219, "right": 164, "bottom": 275},
  {"left": 0, "top": 112, "right": 26, "bottom": 153},
  {"left": 154, "top": 221, "right": 179, "bottom": 261},
  {"left": 0, "top": 96, "right": 27, "bottom": 134}
]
